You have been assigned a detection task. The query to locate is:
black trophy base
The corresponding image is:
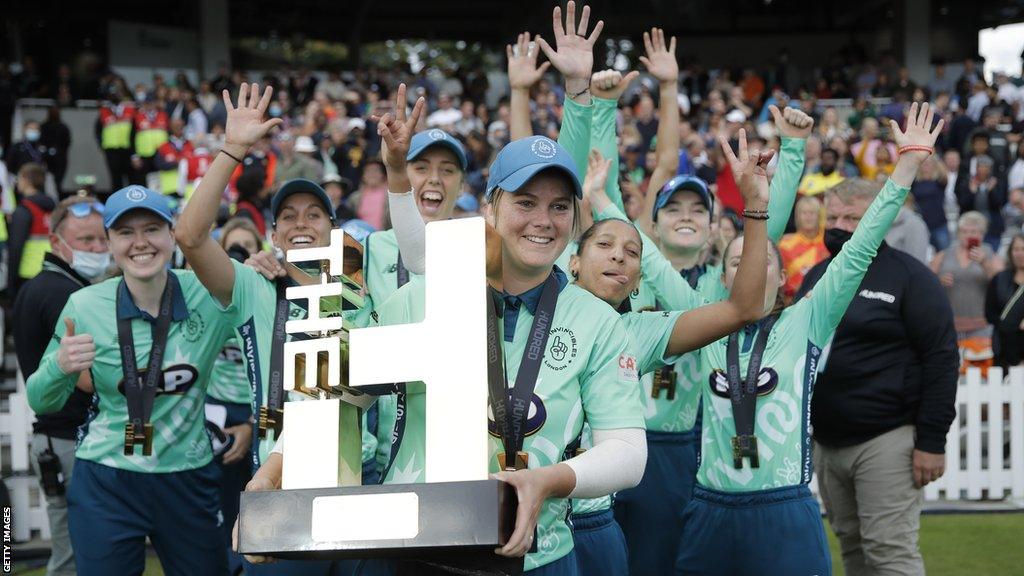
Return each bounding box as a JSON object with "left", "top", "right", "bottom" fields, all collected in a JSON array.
[{"left": 238, "top": 479, "right": 520, "bottom": 574}]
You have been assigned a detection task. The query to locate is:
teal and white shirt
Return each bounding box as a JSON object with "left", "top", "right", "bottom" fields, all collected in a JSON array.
[
  {"left": 27, "top": 271, "right": 236, "bottom": 473},
  {"left": 208, "top": 339, "right": 252, "bottom": 405},
  {"left": 696, "top": 178, "right": 909, "bottom": 492},
  {"left": 376, "top": 269, "right": 644, "bottom": 571}
]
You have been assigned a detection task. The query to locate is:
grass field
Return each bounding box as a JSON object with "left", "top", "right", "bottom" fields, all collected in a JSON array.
[{"left": 13, "top": 513, "right": 1024, "bottom": 575}]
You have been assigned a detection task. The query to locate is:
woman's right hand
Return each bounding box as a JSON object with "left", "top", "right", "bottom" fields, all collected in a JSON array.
[
  {"left": 582, "top": 149, "right": 614, "bottom": 212},
  {"left": 374, "top": 83, "right": 426, "bottom": 173},
  {"left": 507, "top": 32, "right": 551, "bottom": 91},
  {"left": 222, "top": 83, "right": 283, "bottom": 159},
  {"left": 940, "top": 272, "right": 954, "bottom": 287},
  {"left": 244, "top": 251, "right": 287, "bottom": 281},
  {"left": 233, "top": 473, "right": 280, "bottom": 564},
  {"left": 57, "top": 318, "right": 95, "bottom": 375},
  {"left": 590, "top": 69, "right": 640, "bottom": 102}
]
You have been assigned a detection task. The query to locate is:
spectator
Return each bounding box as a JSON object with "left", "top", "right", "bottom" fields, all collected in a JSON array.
[
  {"left": 332, "top": 119, "right": 367, "bottom": 186},
  {"left": 798, "top": 147, "right": 845, "bottom": 196},
  {"left": 911, "top": 155, "right": 952, "bottom": 250},
  {"left": 273, "top": 134, "right": 323, "bottom": 189},
  {"left": 1007, "top": 135, "right": 1024, "bottom": 191},
  {"left": 634, "top": 94, "right": 659, "bottom": 152},
  {"left": 779, "top": 195, "right": 829, "bottom": 301},
  {"left": 5, "top": 119, "right": 47, "bottom": 177},
  {"left": 131, "top": 96, "right": 170, "bottom": 184},
  {"left": 425, "top": 93, "right": 462, "bottom": 129},
  {"left": 885, "top": 194, "right": 932, "bottom": 263},
  {"left": 7, "top": 163, "right": 54, "bottom": 300},
  {"left": 320, "top": 173, "right": 357, "bottom": 222},
  {"left": 966, "top": 81, "right": 990, "bottom": 122},
  {"left": 13, "top": 195, "right": 108, "bottom": 576},
  {"left": 153, "top": 118, "right": 194, "bottom": 198},
  {"left": 233, "top": 170, "right": 270, "bottom": 237},
  {"left": 796, "top": 177, "right": 958, "bottom": 576},
  {"left": 40, "top": 107, "right": 71, "bottom": 193},
  {"left": 931, "top": 211, "right": 1004, "bottom": 343},
  {"left": 927, "top": 63, "right": 954, "bottom": 96},
  {"left": 956, "top": 155, "right": 1006, "bottom": 249},
  {"left": 986, "top": 234, "right": 1024, "bottom": 369},
  {"left": 454, "top": 99, "right": 484, "bottom": 136},
  {"left": 184, "top": 98, "right": 209, "bottom": 142},
  {"left": 351, "top": 159, "right": 388, "bottom": 231},
  {"left": 97, "top": 91, "right": 136, "bottom": 190}
]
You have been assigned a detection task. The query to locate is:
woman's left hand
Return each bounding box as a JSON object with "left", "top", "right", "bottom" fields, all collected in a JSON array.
[
  {"left": 968, "top": 246, "right": 985, "bottom": 263},
  {"left": 222, "top": 422, "right": 253, "bottom": 465},
  {"left": 492, "top": 467, "right": 558, "bottom": 558}
]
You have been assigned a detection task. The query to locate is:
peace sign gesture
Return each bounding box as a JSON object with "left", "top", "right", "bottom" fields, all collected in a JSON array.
[
  {"left": 508, "top": 32, "right": 551, "bottom": 90},
  {"left": 222, "top": 83, "right": 282, "bottom": 156},
  {"left": 536, "top": 0, "right": 604, "bottom": 83},
  {"left": 374, "top": 83, "right": 426, "bottom": 172},
  {"left": 639, "top": 27, "right": 678, "bottom": 85},
  {"left": 719, "top": 129, "right": 773, "bottom": 208}
]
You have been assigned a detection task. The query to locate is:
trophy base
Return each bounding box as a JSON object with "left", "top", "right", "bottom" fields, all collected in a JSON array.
[{"left": 238, "top": 479, "right": 520, "bottom": 573}]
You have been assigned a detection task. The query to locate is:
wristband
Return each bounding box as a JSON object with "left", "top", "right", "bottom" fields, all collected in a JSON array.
[
  {"left": 568, "top": 86, "right": 590, "bottom": 100},
  {"left": 742, "top": 209, "right": 769, "bottom": 221},
  {"left": 220, "top": 148, "right": 244, "bottom": 163},
  {"left": 897, "top": 145, "right": 934, "bottom": 156}
]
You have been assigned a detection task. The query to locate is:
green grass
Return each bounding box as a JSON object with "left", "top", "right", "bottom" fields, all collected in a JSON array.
[{"left": 13, "top": 513, "right": 1024, "bottom": 575}]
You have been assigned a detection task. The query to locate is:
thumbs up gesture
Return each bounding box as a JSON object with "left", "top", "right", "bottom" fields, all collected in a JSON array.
[{"left": 57, "top": 318, "right": 96, "bottom": 375}]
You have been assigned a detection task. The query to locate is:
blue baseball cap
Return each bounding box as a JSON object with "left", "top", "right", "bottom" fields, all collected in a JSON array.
[
  {"left": 652, "top": 175, "right": 714, "bottom": 221},
  {"left": 408, "top": 129, "right": 468, "bottom": 171},
  {"left": 340, "top": 218, "right": 376, "bottom": 243},
  {"left": 454, "top": 192, "right": 480, "bottom": 212},
  {"left": 270, "top": 179, "right": 337, "bottom": 227},
  {"left": 485, "top": 136, "right": 581, "bottom": 199},
  {"left": 103, "top": 185, "right": 175, "bottom": 229}
]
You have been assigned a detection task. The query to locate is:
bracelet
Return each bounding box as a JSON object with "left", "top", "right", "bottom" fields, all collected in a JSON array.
[
  {"left": 220, "top": 148, "right": 244, "bottom": 163},
  {"left": 742, "top": 209, "right": 769, "bottom": 221},
  {"left": 568, "top": 86, "right": 590, "bottom": 100},
  {"left": 897, "top": 145, "right": 934, "bottom": 156}
]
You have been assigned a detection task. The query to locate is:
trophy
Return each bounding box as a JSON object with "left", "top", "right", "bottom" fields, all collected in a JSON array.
[{"left": 237, "top": 219, "right": 518, "bottom": 572}]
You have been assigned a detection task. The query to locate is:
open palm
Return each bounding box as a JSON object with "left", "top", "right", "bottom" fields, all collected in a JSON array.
[
  {"left": 891, "top": 101, "right": 944, "bottom": 151},
  {"left": 536, "top": 1, "right": 603, "bottom": 81},
  {"left": 223, "top": 83, "right": 282, "bottom": 150},
  {"left": 639, "top": 27, "right": 678, "bottom": 84},
  {"left": 508, "top": 32, "right": 551, "bottom": 90}
]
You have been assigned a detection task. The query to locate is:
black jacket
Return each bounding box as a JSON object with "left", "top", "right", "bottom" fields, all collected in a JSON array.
[
  {"left": 12, "top": 253, "right": 94, "bottom": 439},
  {"left": 795, "top": 243, "right": 958, "bottom": 453},
  {"left": 984, "top": 269, "right": 1024, "bottom": 369}
]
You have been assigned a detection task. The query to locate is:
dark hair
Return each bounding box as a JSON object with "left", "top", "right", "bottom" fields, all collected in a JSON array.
[
  {"left": 575, "top": 218, "right": 643, "bottom": 257},
  {"left": 1006, "top": 234, "right": 1024, "bottom": 272},
  {"left": 17, "top": 162, "right": 46, "bottom": 191},
  {"left": 236, "top": 171, "right": 264, "bottom": 203},
  {"left": 821, "top": 148, "right": 840, "bottom": 161}
]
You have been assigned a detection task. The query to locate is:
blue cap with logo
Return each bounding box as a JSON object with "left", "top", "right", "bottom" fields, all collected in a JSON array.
[
  {"left": 485, "top": 136, "right": 581, "bottom": 199},
  {"left": 270, "top": 179, "right": 337, "bottom": 227},
  {"left": 407, "top": 129, "right": 468, "bottom": 171},
  {"left": 103, "top": 185, "right": 175, "bottom": 229},
  {"left": 652, "top": 175, "right": 714, "bottom": 221},
  {"left": 454, "top": 192, "right": 480, "bottom": 212}
]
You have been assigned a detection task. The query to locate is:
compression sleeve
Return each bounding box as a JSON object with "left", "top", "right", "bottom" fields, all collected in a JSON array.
[
  {"left": 387, "top": 190, "right": 426, "bottom": 275},
  {"left": 565, "top": 427, "right": 647, "bottom": 498}
]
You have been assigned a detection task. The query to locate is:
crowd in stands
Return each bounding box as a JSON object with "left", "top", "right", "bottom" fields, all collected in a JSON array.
[{"left": 3, "top": 49, "right": 1024, "bottom": 369}]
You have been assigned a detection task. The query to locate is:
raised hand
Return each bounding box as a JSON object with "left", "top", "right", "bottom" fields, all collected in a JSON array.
[
  {"left": 582, "top": 148, "right": 614, "bottom": 211},
  {"left": 508, "top": 32, "right": 551, "bottom": 90},
  {"left": 57, "top": 318, "right": 95, "bottom": 375},
  {"left": 719, "top": 129, "right": 773, "bottom": 207},
  {"left": 639, "top": 27, "right": 678, "bottom": 84},
  {"left": 536, "top": 0, "right": 604, "bottom": 83},
  {"left": 374, "top": 83, "right": 426, "bottom": 172},
  {"left": 590, "top": 69, "right": 640, "bottom": 102},
  {"left": 769, "top": 104, "right": 814, "bottom": 139},
  {"left": 223, "top": 83, "right": 282, "bottom": 157},
  {"left": 890, "top": 101, "right": 944, "bottom": 161}
]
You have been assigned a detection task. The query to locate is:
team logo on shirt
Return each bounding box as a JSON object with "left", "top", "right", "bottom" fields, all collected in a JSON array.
[
  {"left": 117, "top": 363, "right": 199, "bottom": 397},
  {"left": 219, "top": 345, "right": 243, "bottom": 364},
  {"left": 707, "top": 367, "right": 779, "bottom": 399},
  {"left": 544, "top": 327, "right": 577, "bottom": 371},
  {"left": 182, "top": 308, "right": 206, "bottom": 342},
  {"left": 487, "top": 393, "right": 548, "bottom": 439}
]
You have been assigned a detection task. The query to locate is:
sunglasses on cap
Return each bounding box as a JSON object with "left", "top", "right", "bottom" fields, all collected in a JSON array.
[{"left": 68, "top": 201, "right": 105, "bottom": 218}]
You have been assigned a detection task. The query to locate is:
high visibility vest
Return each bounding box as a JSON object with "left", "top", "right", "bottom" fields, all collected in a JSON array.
[
  {"left": 18, "top": 199, "right": 52, "bottom": 279},
  {"left": 99, "top": 105, "right": 135, "bottom": 150},
  {"left": 134, "top": 111, "right": 169, "bottom": 157},
  {"left": 0, "top": 213, "right": 8, "bottom": 243}
]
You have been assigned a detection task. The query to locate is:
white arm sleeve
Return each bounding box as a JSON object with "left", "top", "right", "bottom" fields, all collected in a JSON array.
[
  {"left": 270, "top": 431, "right": 285, "bottom": 456},
  {"left": 564, "top": 427, "right": 647, "bottom": 499},
  {"left": 388, "top": 190, "right": 427, "bottom": 275}
]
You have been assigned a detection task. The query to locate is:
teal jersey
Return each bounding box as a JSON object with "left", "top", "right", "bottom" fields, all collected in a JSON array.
[
  {"left": 358, "top": 228, "right": 412, "bottom": 328},
  {"left": 377, "top": 273, "right": 644, "bottom": 571},
  {"left": 696, "top": 179, "right": 909, "bottom": 492},
  {"left": 207, "top": 339, "right": 252, "bottom": 405},
  {"left": 27, "top": 271, "right": 236, "bottom": 473},
  {"left": 572, "top": 309, "right": 680, "bottom": 516}
]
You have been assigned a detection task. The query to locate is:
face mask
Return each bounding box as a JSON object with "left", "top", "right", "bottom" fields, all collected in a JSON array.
[
  {"left": 25, "top": 129, "right": 40, "bottom": 142},
  {"left": 824, "top": 227, "right": 853, "bottom": 256},
  {"left": 136, "top": 91, "right": 148, "bottom": 102}
]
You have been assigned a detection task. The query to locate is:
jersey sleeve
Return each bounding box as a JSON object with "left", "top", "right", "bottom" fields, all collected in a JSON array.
[
  {"left": 580, "top": 312, "right": 646, "bottom": 430},
  {"left": 807, "top": 178, "right": 910, "bottom": 343},
  {"left": 595, "top": 203, "right": 704, "bottom": 311},
  {"left": 590, "top": 96, "right": 623, "bottom": 211},
  {"left": 630, "top": 310, "right": 684, "bottom": 374},
  {"left": 26, "top": 297, "right": 80, "bottom": 414},
  {"left": 558, "top": 98, "right": 593, "bottom": 185},
  {"left": 767, "top": 137, "right": 806, "bottom": 242},
  {"left": 219, "top": 259, "right": 265, "bottom": 327}
]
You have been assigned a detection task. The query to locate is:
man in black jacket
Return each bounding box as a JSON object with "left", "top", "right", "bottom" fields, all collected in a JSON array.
[
  {"left": 796, "top": 178, "right": 958, "bottom": 576},
  {"left": 13, "top": 195, "right": 108, "bottom": 576}
]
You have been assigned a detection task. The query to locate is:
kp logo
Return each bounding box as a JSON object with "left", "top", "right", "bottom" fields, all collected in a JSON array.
[
  {"left": 708, "top": 367, "right": 779, "bottom": 399},
  {"left": 487, "top": 393, "right": 548, "bottom": 438},
  {"left": 544, "top": 327, "right": 577, "bottom": 371},
  {"left": 117, "top": 363, "right": 199, "bottom": 397}
]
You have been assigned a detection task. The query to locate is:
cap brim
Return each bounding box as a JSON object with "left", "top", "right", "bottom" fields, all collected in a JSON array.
[
  {"left": 652, "top": 180, "right": 712, "bottom": 221},
  {"left": 407, "top": 140, "right": 468, "bottom": 171},
  {"left": 272, "top": 180, "right": 337, "bottom": 226},
  {"left": 104, "top": 206, "right": 174, "bottom": 229},
  {"left": 490, "top": 163, "right": 582, "bottom": 199}
]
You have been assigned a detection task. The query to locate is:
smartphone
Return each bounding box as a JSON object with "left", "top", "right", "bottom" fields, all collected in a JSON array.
[{"left": 966, "top": 237, "right": 980, "bottom": 251}]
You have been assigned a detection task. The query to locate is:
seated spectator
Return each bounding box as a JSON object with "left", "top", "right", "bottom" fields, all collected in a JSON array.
[
  {"left": 273, "top": 133, "right": 323, "bottom": 189},
  {"left": 779, "top": 195, "right": 829, "bottom": 301},
  {"left": 350, "top": 159, "right": 388, "bottom": 231},
  {"left": 985, "top": 234, "right": 1024, "bottom": 369}
]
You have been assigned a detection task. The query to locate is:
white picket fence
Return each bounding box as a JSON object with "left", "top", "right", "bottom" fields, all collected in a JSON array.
[{"left": 3, "top": 367, "right": 1024, "bottom": 542}]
